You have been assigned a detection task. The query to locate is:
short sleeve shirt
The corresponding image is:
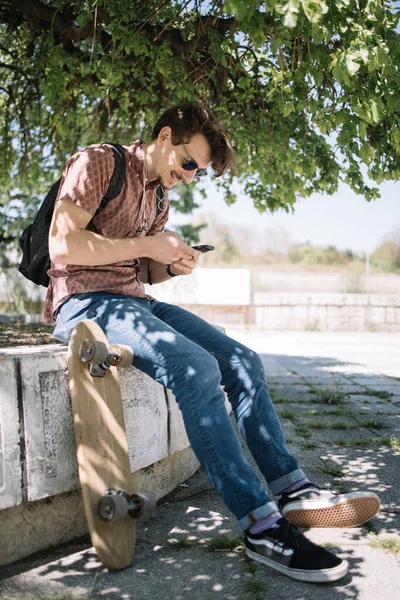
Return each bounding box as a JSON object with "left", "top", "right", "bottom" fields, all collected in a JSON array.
[{"left": 42, "top": 141, "right": 169, "bottom": 323}]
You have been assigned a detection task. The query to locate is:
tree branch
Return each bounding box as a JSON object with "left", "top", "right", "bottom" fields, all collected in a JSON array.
[{"left": 9, "top": 0, "right": 111, "bottom": 41}]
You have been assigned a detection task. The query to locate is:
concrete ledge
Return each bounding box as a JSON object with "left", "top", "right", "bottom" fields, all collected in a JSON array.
[
  {"left": 0, "top": 341, "right": 229, "bottom": 565},
  {"left": 179, "top": 294, "right": 400, "bottom": 332}
]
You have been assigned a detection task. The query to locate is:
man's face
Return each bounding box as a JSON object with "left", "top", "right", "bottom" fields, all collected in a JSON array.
[{"left": 155, "top": 128, "right": 212, "bottom": 190}]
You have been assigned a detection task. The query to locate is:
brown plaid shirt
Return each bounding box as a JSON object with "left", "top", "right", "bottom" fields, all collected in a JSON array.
[{"left": 42, "top": 141, "right": 169, "bottom": 323}]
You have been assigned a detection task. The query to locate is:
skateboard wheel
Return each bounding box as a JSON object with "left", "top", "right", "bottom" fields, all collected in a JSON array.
[
  {"left": 109, "top": 344, "right": 134, "bottom": 368},
  {"left": 129, "top": 493, "right": 156, "bottom": 520},
  {"left": 98, "top": 494, "right": 129, "bottom": 522},
  {"left": 79, "top": 339, "right": 108, "bottom": 364}
]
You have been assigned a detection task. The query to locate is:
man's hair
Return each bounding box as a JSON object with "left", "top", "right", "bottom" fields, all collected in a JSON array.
[{"left": 151, "top": 102, "right": 235, "bottom": 177}]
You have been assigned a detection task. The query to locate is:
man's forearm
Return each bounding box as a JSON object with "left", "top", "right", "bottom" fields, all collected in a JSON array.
[
  {"left": 50, "top": 227, "right": 151, "bottom": 266},
  {"left": 147, "top": 258, "right": 174, "bottom": 284}
]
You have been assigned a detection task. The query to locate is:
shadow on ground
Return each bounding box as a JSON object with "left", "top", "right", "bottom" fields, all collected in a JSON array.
[{"left": 1, "top": 351, "right": 399, "bottom": 600}]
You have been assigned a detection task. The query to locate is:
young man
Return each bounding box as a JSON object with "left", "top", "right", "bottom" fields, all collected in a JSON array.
[{"left": 45, "top": 102, "right": 380, "bottom": 583}]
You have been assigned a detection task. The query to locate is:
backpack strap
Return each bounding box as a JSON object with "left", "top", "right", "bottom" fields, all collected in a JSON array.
[{"left": 93, "top": 143, "right": 126, "bottom": 216}]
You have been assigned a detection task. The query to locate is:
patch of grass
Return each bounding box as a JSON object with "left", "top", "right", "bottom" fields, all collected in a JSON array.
[
  {"left": 316, "top": 388, "right": 347, "bottom": 405},
  {"left": 303, "top": 441, "right": 320, "bottom": 449},
  {"left": 272, "top": 396, "right": 288, "bottom": 404},
  {"left": 335, "top": 483, "right": 350, "bottom": 493},
  {"left": 318, "top": 460, "right": 345, "bottom": 478},
  {"left": 244, "top": 558, "right": 258, "bottom": 574},
  {"left": 295, "top": 425, "right": 311, "bottom": 439},
  {"left": 335, "top": 436, "right": 400, "bottom": 449},
  {"left": 330, "top": 421, "right": 358, "bottom": 430},
  {"left": 363, "top": 388, "right": 393, "bottom": 400},
  {"left": 243, "top": 579, "right": 268, "bottom": 595},
  {"left": 381, "top": 436, "right": 400, "bottom": 450},
  {"left": 308, "top": 388, "right": 317, "bottom": 394},
  {"left": 278, "top": 409, "right": 297, "bottom": 420},
  {"left": 305, "top": 319, "right": 320, "bottom": 332},
  {"left": 359, "top": 419, "right": 387, "bottom": 430},
  {"left": 322, "top": 542, "right": 337, "bottom": 549},
  {"left": 370, "top": 536, "right": 400, "bottom": 554},
  {"left": 335, "top": 439, "right": 371, "bottom": 448},
  {"left": 208, "top": 535, "right": 244, "bottom": 552}
]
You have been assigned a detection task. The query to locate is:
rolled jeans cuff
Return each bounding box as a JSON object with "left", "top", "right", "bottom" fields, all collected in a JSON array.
[
  {"left": 268, "top": 468, "right": 308, "bottom": 496},
  {"left": 238, "top": 501, "right": 279, "bottom": 531}
]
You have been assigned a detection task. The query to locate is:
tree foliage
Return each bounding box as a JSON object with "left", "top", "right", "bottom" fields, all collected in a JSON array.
[{"left": 1, "top": 0, "right": 399, "bottom": 252}]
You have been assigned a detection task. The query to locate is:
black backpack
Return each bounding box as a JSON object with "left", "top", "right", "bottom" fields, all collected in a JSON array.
[{"left": 18, "top": 143, "right": 126, "bottom": 288}]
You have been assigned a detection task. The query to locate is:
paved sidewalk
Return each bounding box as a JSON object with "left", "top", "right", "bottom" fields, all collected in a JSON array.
[{"left": 1, "top": 332, "right": 399, "bottom": 600}]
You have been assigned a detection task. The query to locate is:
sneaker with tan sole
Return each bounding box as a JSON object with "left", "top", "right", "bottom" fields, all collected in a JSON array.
[{"left": 278, "top": 483, "right": 380, "bottom": 528}]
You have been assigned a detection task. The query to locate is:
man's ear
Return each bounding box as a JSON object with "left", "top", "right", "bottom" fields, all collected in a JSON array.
[{"left": 158, "top": 126, "right": 172, "bottom": 145}]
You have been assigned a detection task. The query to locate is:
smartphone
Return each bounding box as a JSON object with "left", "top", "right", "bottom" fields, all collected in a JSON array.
[{"left": 192, "top": 245, "right": 215, "bottom": 253}]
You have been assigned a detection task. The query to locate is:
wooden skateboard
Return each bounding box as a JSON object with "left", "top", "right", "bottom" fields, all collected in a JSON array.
[{"left": 67, "top": 319, "right": 156, "bottom": 570}]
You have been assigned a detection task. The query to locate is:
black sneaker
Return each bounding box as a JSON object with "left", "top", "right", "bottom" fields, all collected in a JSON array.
[
  {"left": 245, "top": 517, "right": 348, "bottom": 583},
  {"left": 278, "top": 483, "right": 380, "bottom": 528}
]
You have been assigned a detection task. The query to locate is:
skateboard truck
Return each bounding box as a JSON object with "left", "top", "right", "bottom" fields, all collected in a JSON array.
[
  {"left": 98, "top": 489, "right": 156, "bottom": 522},
  {"left": 79, "top": 339, "right": 134, "bottom": 377}
]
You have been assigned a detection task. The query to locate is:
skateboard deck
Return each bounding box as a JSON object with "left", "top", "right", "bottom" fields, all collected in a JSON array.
[{"left": 68, "top": 320, "right": 154, "bottom": 570}]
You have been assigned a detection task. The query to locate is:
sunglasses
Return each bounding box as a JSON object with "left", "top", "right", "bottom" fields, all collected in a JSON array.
[{"left": 181, "top": 143, "right": 208, "bottom": 178}]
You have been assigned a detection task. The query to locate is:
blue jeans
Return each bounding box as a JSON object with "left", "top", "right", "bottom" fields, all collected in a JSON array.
[{"left": 54, "top": 292, "right": 306, "bottom": 530}]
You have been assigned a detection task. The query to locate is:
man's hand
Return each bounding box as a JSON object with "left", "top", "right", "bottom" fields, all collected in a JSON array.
[
  {"left": 168, "top": 250, "right": 201, "bottom": 276},
  {"left": 144, "top": 231, "right": 198, "bottom": 264}
]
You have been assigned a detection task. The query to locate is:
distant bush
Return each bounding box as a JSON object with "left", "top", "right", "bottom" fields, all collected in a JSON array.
[
  {"left": 288, "top": 244, "right": 356, "bottom": 266},
  {"left": 371, "top": 241, "right": 400, "bottom": 273}
]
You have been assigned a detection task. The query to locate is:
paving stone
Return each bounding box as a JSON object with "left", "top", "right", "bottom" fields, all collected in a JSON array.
[
  {"left": 265, "top": 375, "right": 306, "bottom": 385},
  {"left": 268, "top": 384, "right": 314, "bottom": 401},
  {"left": 348, "top": 375, "right": 400, "bottom": 386},
  {"left": 347, "top": 394, "right": 397, "bottom": 408}
]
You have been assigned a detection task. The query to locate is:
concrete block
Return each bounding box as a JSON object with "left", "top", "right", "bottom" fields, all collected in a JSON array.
[
  {"left": 344, "top": 295, "right": 368, "bottom": 306},
  {"left": 0, "top": 357, "right": 23, "bottom": 509},
  {"left": 369, "top": 294, "right": 399, "bottom": 307},
  {"left": 292, "top": 306, "right": 308, "bottom": 319},
  {"left": 385, "top": 307, "right": 396, "bottom": 323},
  {"left": 280, "top": 306, "right": 293, "bottom": 318},
  {"left": 15, "top": 347, "right": 168, "bottom": 501},
  {"left": 253, "top": 293, "right": 279, "bottom": 305},
  {"left": 119, "top": 368, "right": 168, "bottom": 471},
  {"left": 19, "top": 351, "right": 77, "bottom": 502},
  {"left": 368, "top": 307, "right": 386, "bottom": 323},
  {"left": 166, "top": 389, "right": 188, "bottom": 455}
]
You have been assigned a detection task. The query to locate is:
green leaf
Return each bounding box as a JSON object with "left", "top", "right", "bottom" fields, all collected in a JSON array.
[
  {"left": 359, "top": 122, "right": 367, "bottom": 138},
  {"left": 282, "top": 102, "right": 295, "bottom": 116},
  {"left": 314, "top": 70, "right": 323, "bottom": 87},
  {"left": 282, "top": 0, "right": 301, "bottom": 28},
  {"left": 359, "top": 144, "right": 374, "bottom": 165}
]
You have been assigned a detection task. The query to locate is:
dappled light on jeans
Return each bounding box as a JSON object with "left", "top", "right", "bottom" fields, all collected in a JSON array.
[{"left": 54, "top": 292, "right": 306, "bottom": 530}]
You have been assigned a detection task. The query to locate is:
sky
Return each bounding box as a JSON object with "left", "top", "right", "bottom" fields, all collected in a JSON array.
[{"left": 169, "top": 177, "right": 400, "bottom": 256}]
